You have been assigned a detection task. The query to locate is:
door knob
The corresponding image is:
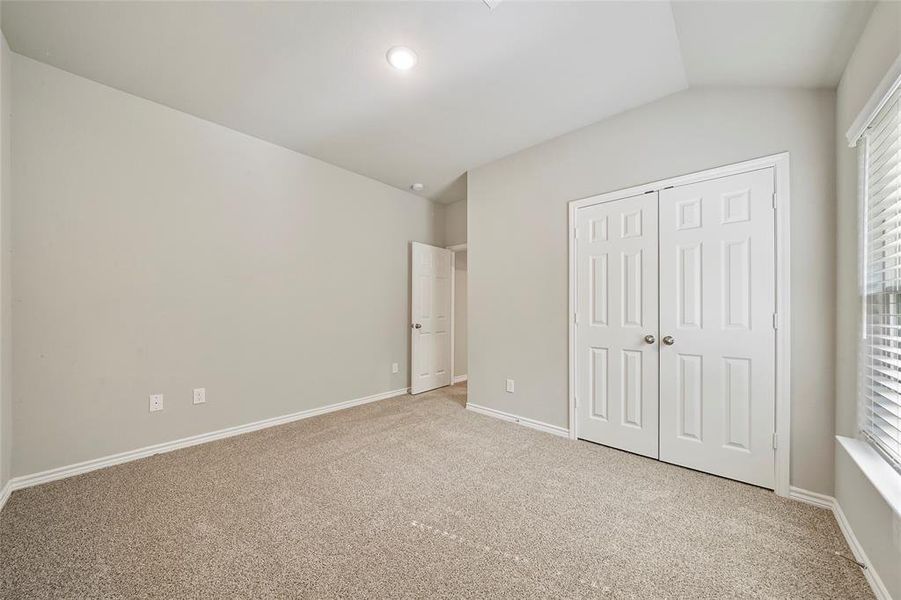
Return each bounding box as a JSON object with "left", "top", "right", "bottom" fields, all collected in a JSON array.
[
  {"left": 662, "top": 335, "right": 675, "bottom": 345},
  {"left": 644, "top": 334, "right": 656, "bottom": 344},
  {"left": 412, "top": 323, "right": 422, "bottom": 329}
]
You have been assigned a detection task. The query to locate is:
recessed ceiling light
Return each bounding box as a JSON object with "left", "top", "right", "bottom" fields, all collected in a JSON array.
[
  {"left": 410, "top": 183, "right": 425, "bottom": 192},
  {"left": 387, "top": 46, "right": 418, "bottom": 71}
]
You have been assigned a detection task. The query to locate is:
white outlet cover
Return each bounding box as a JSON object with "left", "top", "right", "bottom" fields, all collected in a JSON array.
[
  {"left": 149, "top": 393, "right": 164, "bottom": 412},
  {"left": 193, "top": 387, "right": 206, "bottom": 404},
  {"left": 505, "top": 379, "right": 515, "bottom": 393},
  {"left": 392, "top": 363, "right": 399, "bottom": 374}
]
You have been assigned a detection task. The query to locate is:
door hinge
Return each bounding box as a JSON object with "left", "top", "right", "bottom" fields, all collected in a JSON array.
[
  {"left": 772, "top": 313, "right": 779, "bottom": 330},
  {"left": 772, "top": 192, "right": 777, "bottom": 209},
  {"left": 772, "top": 433, "right": 778, "bottom": 449},
  {"left": 573, "top": 227, "right": 579, "bottom": 239},
  {"left": 574, "top": 313, "right": 579, "bottom": 325},
  {"left": 574, "top": 396, "right": 579, "bottom": 407}
]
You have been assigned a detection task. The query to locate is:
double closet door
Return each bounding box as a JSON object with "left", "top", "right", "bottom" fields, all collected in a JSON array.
[{"left": 574, "top": 168, "right": 776, "bottom": 489}]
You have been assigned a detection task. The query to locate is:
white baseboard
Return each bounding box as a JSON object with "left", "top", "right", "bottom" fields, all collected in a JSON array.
[
  {"left": 789, "top": 486, "right": 892, "bottom": 600},
  {"left": 466, "top": 402, "right": 569, "bottom": 438},
  {"left": 0, "top": 479, "right": 10, "bottom": 513},
  {"left": 1, "top": 386, "right": 410, "bottom": 508},
  {"left": 788, "top": 485, "right": 834, "bottom": 510},
  {"left": 453, "top": 374, "right": 468, "bottom": 384}
]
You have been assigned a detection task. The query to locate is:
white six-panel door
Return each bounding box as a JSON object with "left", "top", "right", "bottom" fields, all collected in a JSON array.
[
  {"left": 411, "top": 242, "right": 453, "bottom": 395},
  {"left": 574, "top": 168, "right": 777, "bottom": 489},
  {"left": 658, "top": 169, "right": 776, "bottom": 488},
  {"left": 576, "top": 193, "right": 659, "bottom": 459}
]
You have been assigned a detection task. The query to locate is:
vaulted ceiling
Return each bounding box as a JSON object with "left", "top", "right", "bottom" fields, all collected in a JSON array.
[{"left": 0, "top": 1, "right": 874, "bottom": 203}]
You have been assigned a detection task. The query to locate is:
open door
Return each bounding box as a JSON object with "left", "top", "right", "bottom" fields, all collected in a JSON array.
[{"left": 411, "top": 242, "right": 453, "bottom": 394}]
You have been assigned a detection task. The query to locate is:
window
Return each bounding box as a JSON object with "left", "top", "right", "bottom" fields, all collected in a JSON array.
[{"left": 861, "top": 82, "right": 901, "bottom": 471}]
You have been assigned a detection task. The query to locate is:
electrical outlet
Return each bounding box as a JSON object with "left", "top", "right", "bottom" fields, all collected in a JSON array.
[
  {"left": 392, "top": 363, "right": 399, "bottom": 374},
  {"left": 149, "top": 393, "right": 164, "bottom": 412},
  {"left": 193, "top": 387, "right": 206, "bottom": 405},
  {"left": 505, "top": 379, "right": 515, "bottom": 393}
]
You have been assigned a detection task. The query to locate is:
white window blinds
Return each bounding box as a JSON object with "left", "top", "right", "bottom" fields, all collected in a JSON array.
[{"left": 862, "top": 82, "right": 901, "bottom": 471}]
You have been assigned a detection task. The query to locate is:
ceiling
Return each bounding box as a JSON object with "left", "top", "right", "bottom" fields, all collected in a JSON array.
[
  {"left": 0, "top": 1, "right": 874, "bottom": 204},
  {"left": 672, "top": 1, "right": 872, "bottom": 88}
]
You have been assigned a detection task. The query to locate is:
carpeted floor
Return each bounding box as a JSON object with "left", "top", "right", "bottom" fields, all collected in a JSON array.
[{"left": 0, "top": 383, "right": 873, "bottom": 599}]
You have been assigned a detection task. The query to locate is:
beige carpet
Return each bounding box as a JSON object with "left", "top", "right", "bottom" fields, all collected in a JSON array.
[{"left": 0, "top": 383, "right": 872, "bottom": 599}]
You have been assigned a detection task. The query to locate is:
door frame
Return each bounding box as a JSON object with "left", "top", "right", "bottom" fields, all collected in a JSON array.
[
  {"left": 447, "top": 243, "right": 467, "bottom": 385},
  {"left": 567, "top": 152, "right": 792, "bottom": 497}
]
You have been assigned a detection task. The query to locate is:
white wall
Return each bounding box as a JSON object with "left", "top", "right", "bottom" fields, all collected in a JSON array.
[
  {"left": 11, "top": 54, "right": 444, "bottom": 477},
  {"left": 834, "top": 3, "right": 901, "bottom": 598},
  {"left": 468, "top": 87, "right": 837, "bottom": 495},
  {"left": 0, "top": 32, "right": 11, "bottom": 492}
]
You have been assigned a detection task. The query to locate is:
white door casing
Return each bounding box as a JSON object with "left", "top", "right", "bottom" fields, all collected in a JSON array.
[
  {"left": 658, "top": 168, "right": 776, "bottom": 489},
  {"left": 575, "top": 192, "right": 660, "bottom": 459},
  {"left": 569, "top": 155, "right": 789, "bottom": 494},
  {"left": 411, "top": 242, "right": 453, "bottom": 394}
]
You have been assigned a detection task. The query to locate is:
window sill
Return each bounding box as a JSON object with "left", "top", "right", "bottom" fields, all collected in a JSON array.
[{"left": 837, "top": 436, "right": 901, "bottom": 516}]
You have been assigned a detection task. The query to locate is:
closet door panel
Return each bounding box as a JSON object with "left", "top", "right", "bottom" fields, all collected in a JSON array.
[
  {"left": 658, "top": 169, "right": 776, "bottom": 489},
  {"left": 575, "top": 193, "right": 659, "bottom": 459}
]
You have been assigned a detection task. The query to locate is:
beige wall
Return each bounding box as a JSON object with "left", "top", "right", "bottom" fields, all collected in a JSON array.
[
  {"left": 468, "top": 87, "right": 837, "bottom": 495},
  {"left": 834, "top": 3, "right": 901, "bottom": 598},
  {"left": 445, "top": 199, "right": 467, "bottom": 379},
  {"left": 0, "top": 32, "right": 11, "bottom": 491},
  {"left": 454, "top": 251, "right": 467, "bottom": 378},
  {"left": 11, "top": 54, "right": 443, "bottom": 477},
  {"left": 444, "top": 199, "right": 467, "bottom": 247},
  {"left": 834, "top": 445, "right": 901, "bottom": 599},
  {"left": 835, "top": 1, "right": 901, "bottom": 438}
]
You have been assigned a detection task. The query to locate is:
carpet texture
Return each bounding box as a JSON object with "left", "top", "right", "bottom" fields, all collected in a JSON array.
[{"left": 1, "top": 383, "right": 872, "bottom": 599}]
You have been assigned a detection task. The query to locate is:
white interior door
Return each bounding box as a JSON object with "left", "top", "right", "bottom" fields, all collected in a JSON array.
[
  {"left": 658, "top": 168, "right": 776, "bottom": 488},
  {"left": 575, "top": 193, "right": 659, "bottom": 459},
  {"left": 411, "top": 242, "right": 453, "bottom": 395}
]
